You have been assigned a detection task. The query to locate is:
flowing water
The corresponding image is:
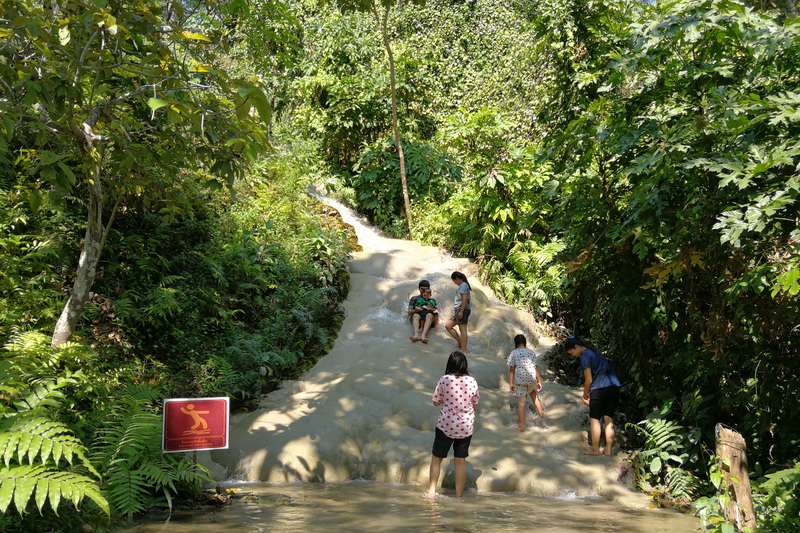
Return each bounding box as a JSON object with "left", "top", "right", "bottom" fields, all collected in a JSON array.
[
  {"left": 125, "top": 480, "right": 700, "bottom": 532},
  {"left": 129, "top": 194, "right": 702, "bottom": 532}
]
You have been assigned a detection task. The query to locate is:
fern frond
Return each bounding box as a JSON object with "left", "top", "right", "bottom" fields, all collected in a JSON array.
[
  {"left": 3, "top": 331, "right": 94, "bottom": 376},
  {"left": 105, "top": 469, "right": 150, "bottom": 518},
  {"left": 3, "top": 331, "right": 52, "bottom": 355},
  {"left": 139, "top": 462, "right": 177, "bottom": 493},
  {"left": 0, "top": 465, "right": 109, "bottom": 515},
  {"left": 630, "top": 416, "right": 685, "bottom": 454},
  {"left": 93, "top": 388, "right": 210, "bottom": 518},
  {"left": 160, "top": 275, "right": 185, "bottom": 286},
  {"left": 0, "top": 417, "right": 96, "bottom": 475},
  {"left": 16, "top": 376, "right": 76, "bottom": 411},
  {"left": 665, "top": 466, "right": 697, "bottom": 499}
]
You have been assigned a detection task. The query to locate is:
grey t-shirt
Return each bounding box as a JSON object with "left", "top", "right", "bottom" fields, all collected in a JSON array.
[{"left": 453, "top": 282, "right": 471, "bottom": 311}]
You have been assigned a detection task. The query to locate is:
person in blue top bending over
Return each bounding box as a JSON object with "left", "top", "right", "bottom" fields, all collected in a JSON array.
[{"left": 565, "top": 336, "right": 622, "bottom": 456}]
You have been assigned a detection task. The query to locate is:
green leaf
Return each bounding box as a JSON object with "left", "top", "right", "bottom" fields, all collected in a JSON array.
[
  {"left": 58, "top": 26, "right": 70, "bottom": 45},
  {"left": 649, "top": 456, "right": 662, "bottom": 474},
  {"left": 28, "top": 190, "right": 42, "bottom": 212},
  {"left": 181, "top": 31, "right": 212, "bottom": 42},
  {"left": 250, "top": 95, "right": 272, "bottom": 124},
  {"left": 12, "top": 475, "right": 36, "bottom": 514},
  {"left": 57, "top": 162, "right": 77, "bottom": 186},
  {"left": 147, "top": 98, "right": 169, "bottom": 111},
  {"left": 38, "top": 150, "right": 66, "bottom": 166},
  {"left": 0, "top": 466, "right": 109, "bottom": 515},
  {"left": 773, "top": 268, "right": 800, "bottom": 297}
]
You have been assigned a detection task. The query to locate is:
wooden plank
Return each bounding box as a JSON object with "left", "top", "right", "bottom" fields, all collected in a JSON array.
[{"left": 715, "top": 424, "right": 757, "bottom": 531}]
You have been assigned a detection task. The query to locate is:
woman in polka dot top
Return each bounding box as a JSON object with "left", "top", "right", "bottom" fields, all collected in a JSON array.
[{"left": 424, "top": 351, "right": 480, "bottom": 499}]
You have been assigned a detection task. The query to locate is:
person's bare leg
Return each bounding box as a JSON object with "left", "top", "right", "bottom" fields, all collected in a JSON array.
[
  {"left": 514, "top": 395, "right": 526, "bottom": 431},
  {"left": 425, "top": 455, "right": 444, "bottom": 497},
  {"left": 603, "top": 415, "right": 615, "bottom": 456},
  {"left": 453, "top": 457, "right": 467, "bottom": 498},
  {"left": 531, "top": 392, "right": 545, "bottom": 418},
  {"left": 410, "top": 314, "right": 422, "bottom": 341},
  {"left": 457, "top": 324, "right": 468, "bottom": 353},
  {"left": 420, "top": 314, "right": 434, "bottom": 341},
  {"left": 584, "top": 418, "right": 602, "bottom": 455},
  {"left": 445, "top": 319, "right": 461, "bottom": 346}
]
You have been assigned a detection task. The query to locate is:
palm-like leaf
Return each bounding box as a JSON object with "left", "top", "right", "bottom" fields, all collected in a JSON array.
[
  {"left": 1, "top": 331, "right": 108, "bottom": 516},
  {"left": 0, "top": 465, "right": 109, "bottom": 515},
  {"left": 628, "top": 415, "right": 698, "bottom": 499},
  {"left": 0, "top": 418, "right": 95, "bottom": 474},
  {"left": 92, "top": 388, "right": 212, "bottom": 518}
]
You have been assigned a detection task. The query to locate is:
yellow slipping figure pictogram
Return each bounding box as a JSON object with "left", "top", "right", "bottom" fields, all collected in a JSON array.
[{"left": 180, "top": 403, "right": 212, "bottom": 435}]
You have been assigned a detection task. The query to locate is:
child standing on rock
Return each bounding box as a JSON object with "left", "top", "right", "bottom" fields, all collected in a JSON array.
[
  {"left": 424, "top": 351, "right": 479, "bottom": 499},
  {"left": 445, "top": 271, "right": 471, "bottom": 353},
  {"left": 508, "top": 334, "right": 545, "bottom": 431}
]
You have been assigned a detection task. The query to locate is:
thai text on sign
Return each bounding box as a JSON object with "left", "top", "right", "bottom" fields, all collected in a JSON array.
[{"left": 162, "top": 397, "right": 229, "bottom": 453}]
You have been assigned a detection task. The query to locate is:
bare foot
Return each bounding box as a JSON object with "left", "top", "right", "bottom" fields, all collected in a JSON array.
[
  {"left": 583, "top": 450, "right": 602, "bottom": 456},
  {"left": 422, "top": 491, "right": 437, "bottom": 500},
  {"left": 421, "top": 338, "right": 429, "bottom": 343},
  {"left": 410, "top": 336, "right": 420, "bottom": 342},
  {"left": 513, "top": 425, "right": 524, "bottom": 432}
]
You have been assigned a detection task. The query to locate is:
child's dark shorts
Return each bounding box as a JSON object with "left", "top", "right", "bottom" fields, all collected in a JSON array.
[
  {"left": 417, "top": 310, "right": 436, "bottom": 321},
  {"left": 588, "top": 385, "right": 621, "bottom": 420},
  {"left": 451, "top": 308, "right": 471, "bottom": 325},
  {"left": 432, "top": 427, "right": 472, "bottom": 458}
]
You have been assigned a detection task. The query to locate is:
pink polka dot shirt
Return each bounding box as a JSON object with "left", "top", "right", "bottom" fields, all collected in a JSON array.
[{"left": 432, "top": 374, "right": 479, "bottom": 439}]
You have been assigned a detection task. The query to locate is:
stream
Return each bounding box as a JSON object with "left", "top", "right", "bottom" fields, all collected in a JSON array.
[{"left": 127, "top": 194, "right": 702, "bottom": 532}]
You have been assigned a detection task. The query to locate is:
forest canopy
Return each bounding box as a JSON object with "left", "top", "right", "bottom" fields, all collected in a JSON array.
[{"left": 1, "top": 0, "right": 800, "bottom": 530}]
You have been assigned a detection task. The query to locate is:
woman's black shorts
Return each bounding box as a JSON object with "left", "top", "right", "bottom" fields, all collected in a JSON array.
[{"left": 588, "top": 386, "right": 620, "bottom": 420}]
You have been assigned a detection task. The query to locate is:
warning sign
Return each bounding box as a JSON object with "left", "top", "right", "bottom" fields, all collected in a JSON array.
[{"left": 162, "top": 397, "right": 229, "bottom": 453}]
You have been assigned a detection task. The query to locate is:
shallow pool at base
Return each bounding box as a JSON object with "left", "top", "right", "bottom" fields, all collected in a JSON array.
[{"left": 124, "top": 481, "right": 701, "bottom": 533}]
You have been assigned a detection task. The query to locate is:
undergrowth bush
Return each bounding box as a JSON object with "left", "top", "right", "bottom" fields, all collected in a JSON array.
[
  {"left": 349, "top": 136, "right": 461, "bottom": 236},
  {"left": 86, "top": 167, "right": 352, "bottom": 409},
  {"left": 627, "top": 405, "right": 703, "bottom": 501},
  {"left": 1, "top": 146, "right": 354, "bottom": 530},
  {"left": 0, "top": 332, "right": 109, "bottom": 529}
]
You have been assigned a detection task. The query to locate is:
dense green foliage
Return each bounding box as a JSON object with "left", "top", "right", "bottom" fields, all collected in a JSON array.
[
  {"left": 1, "top": 160, "right": 352, "bottom": 529},
  {"left": 3, "top": 0, "right": 800, "bottom": 529},
  {"left": 1, "top": 0, "right": 274, "bottom": 346},
  {"left": 539, "top": 0, "right": 800, "bottom": 471},
  {"left": 1, "top": 1, "right": 352, "bottom": 528},
  {"left": 272, "top": 0, "right": 800, "bottom": 529},
  {"left": 0, "top": 334, "right": 108, "bottom": 523}
]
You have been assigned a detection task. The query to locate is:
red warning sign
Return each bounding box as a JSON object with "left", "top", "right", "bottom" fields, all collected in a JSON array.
[{"left": 162, "top": 397, "right": 229, "bottom": 453}]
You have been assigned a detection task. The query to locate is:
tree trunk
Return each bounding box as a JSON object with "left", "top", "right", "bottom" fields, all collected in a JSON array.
[
  {"left": 52, "top": 159, "right": 105, "bottom": 347},
  {"left": 373, "top": 4, "right": 413, "bottom": 238},
  {"left": 715, "top": 424, "right": 757, "bottom": 531}
]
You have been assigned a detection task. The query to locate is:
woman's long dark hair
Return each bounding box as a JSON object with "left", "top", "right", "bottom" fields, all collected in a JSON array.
[
  {"left": 451, "top": 271, "right": 471, "bottom": 289},
  {"left": 563, "top": 336, "right": 588, "bottom": 351},
  {"left": 445, "top": 350, "right": 469, "bottom": 376}
]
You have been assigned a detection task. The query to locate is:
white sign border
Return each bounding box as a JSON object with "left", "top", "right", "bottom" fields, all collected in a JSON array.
[{"left": 162, "top": 396, "right": 230, "bottom": 453}]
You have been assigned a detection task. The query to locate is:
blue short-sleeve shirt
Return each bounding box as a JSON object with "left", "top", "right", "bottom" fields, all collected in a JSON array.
[{"left": 580, "top": 348, "right": 621, "bottom": 390}]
